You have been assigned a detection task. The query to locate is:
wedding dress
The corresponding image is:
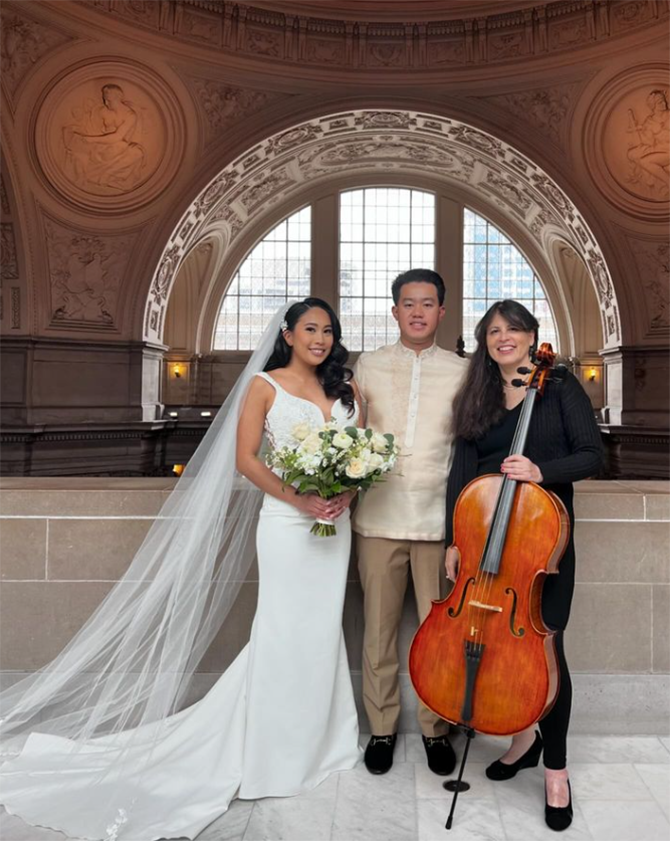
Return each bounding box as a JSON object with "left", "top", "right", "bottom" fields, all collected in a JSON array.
[{"left": 0, "top": 335, "right": 361, "bottom": 840}]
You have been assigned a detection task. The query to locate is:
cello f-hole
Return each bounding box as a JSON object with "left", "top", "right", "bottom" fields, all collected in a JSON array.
[
  {"left": 447, "top": 577, "right": 476, "bottom": 618},
  {"left": 505, "top": 587, "right": 525, "bottom": 637}
]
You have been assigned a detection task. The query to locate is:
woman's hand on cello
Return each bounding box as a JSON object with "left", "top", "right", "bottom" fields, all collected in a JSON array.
[
  {"left": 500, "top": 455, "right": 543, "bottom": 483},
  {"left": 445, "top": 546, "right": 460, "bottom": 581}
]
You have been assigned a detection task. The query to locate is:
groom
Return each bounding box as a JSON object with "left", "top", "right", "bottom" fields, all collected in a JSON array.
[{"left": 353, "top": 269, "right": 468, "bottom": 776}]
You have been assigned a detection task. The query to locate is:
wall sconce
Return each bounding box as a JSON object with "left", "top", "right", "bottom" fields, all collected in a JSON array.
[
  {"left": 173, "top": 464, "right": 185, "bottom": 477},
  {"left": 588, "top": 367, "right": 597, "bottom": 382},
  {"left": 172, "top": 364, "right": 182, "bottom": 378}
]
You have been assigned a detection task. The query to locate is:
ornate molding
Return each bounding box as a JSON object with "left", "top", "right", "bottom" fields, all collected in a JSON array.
[
  {"left": 145, "top": 108, "right": 621, "bottom": 349},
  {"left": 81, "top": 0, "right": 666, "bottom": 71}
]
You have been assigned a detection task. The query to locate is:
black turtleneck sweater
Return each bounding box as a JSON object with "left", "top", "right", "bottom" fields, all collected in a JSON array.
[{"left": 444, "top": 371, "right": 604, "bottom": 630}]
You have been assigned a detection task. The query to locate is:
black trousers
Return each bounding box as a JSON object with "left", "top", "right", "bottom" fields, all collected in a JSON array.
[{"left": 538, "top": 631, "right": 572, "bottom": 770}]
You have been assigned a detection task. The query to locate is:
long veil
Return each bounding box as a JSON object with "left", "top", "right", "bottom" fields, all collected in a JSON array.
[{"left": 0, "top": 303, "right": 292, "bottom": 831}]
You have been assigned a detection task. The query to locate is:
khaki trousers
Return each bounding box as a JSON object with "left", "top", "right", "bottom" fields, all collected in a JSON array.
[{"left": 356, "top": 535, "right": 450, "bottom": 737}]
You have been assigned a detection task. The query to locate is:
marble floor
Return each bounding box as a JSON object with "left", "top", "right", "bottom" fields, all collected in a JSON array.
[{"left": 1, "top": 734, "right": 669, "bottom": 841}]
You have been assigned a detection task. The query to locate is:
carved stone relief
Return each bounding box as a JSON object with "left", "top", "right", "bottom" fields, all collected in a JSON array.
[
  {"left": 0, "top": 224, "right": 19, "bottom": 281},
  {"left": 611, "top": 1, "right": 657, "bottom": 34},
  {"left": 34, "top": 61, "right": 185, "bottom": 212},
  {"left": 115, "top": 1, "right": 160, "bottom": 28},
  {"left": 0, "top": 176, "right": 10, "bottom": 216},
  {"left": 480, "top": 84, "right": 577, "bottom": 144},
  {"left": 45, "top": 219, "right": 134, "bottom": 328},
  {"left": 145, "top": 109, "right": 620, "bottom": 349},
  {"left": 191, "top": 78, "right": 291, "bottom": 143},
  {"left": 0, "top": 8, "right": 70, "bottom": 106},
  {"left": 630, "top": 239, "right": 670, "bottom": 332},
  {"left": 585, "top": 68, "right": 670, "bottom": 219}
]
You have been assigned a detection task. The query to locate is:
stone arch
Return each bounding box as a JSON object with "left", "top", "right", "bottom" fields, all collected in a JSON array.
[{"left": 146, "top": 108, "right": 621, "bottom": 352}]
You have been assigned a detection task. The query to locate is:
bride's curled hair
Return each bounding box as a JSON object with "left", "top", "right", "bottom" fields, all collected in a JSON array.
[{"left": 264, "top": 298, "right": 355, "bottom": 415}]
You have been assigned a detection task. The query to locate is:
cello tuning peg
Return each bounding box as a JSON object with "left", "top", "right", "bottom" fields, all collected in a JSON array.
[
  {"left": 511, "top": 379, "right": 526, "bottom": 387},
  {"left": 516, "top": 367, "right": 532, "bottom": 375}
]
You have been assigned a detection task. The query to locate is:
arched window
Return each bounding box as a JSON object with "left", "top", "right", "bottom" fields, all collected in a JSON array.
[
  {"left": 339, "top": 187, "right": 436, "bottom": 352},
  {"left": 213, "top": 206, "right": 311, "bottom": 350},
  {"left": 211, "top": 197, "right": 559, "bottom": 356},
  {"left": 463, "top": 208, "right": 557, "bottom": 352}
]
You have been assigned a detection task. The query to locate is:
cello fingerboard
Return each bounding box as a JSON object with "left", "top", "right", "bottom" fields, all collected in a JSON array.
[{"left": 480, "top": 389, "right": 538, "bottom": 576}]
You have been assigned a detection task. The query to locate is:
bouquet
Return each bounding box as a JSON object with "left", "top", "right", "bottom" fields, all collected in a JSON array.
[{"left": 266, "top": 421, "right": 400, "bottom": 537}]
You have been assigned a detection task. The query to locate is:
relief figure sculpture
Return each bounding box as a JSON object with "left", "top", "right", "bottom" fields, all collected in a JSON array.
[
  {"left": 62, "top": 83, "right": 146, "bottom": 193},
  {"left": 626, "top": 89, "right": 670, "bottom": 198}
]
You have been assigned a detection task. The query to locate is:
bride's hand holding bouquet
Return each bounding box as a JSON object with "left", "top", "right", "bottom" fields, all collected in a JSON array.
[{"left": 267, "top": 421, "right": 399, "bottom": 536}]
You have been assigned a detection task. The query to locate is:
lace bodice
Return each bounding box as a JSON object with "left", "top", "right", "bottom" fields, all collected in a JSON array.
[{"left": 256, "top": 372, "right": 358, "bottom": 451}]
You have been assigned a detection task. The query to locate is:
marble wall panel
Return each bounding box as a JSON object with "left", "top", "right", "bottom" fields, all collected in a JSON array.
[
  {"left": 0, "top": 580, "right": 113, "bottom": 670},
  {"left": 566, "top": 583, "right": 653, "bottom": 673},
  {"left": 47, "top": 518, "right": 152, "bottom": 580},
  {"left": 652, "top": 585, "right": 670, "bottom": 673},
  {"left": 0, "top": 518, "right": 46, "bottom": 580},
  {"left": 573, "top": 521, "right": 670, "bottom": 584}
]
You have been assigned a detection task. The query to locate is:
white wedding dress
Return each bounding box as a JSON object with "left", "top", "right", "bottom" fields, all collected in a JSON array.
[{"left": 0, "top": 372, "right": 362, "bottom": 841}]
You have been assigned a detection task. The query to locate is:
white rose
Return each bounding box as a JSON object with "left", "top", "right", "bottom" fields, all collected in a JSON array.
[
  {"left": 332, "top": 432, "right": 354, "bottom": 450},
  {"left": 345, "top": 458, "right": 367, "bottom": 480},
  {"left": 359, "top": 448, "right": 372, "bottom": 462},
  {"left": 291, "top": 422, "right": 312, "bottom": 442},
  {"left": 366, "top": 453, "right": 384, "bottom": 473},
  {"left": 300, "top": 433, "right": 322, "bottom": 455},
  {"left": 371, "top": 432, "right": 389, "bottom": 453}
]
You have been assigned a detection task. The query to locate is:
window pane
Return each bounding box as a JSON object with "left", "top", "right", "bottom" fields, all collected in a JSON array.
[
  {"left": 462, "top": 208, "right": 558, "bottom": 353},
  {"left": 213, "top": 207, "right": 311, "bottom": 350},
  {"left": 340, "top": 187, "right": 436, "bottom": 352}
]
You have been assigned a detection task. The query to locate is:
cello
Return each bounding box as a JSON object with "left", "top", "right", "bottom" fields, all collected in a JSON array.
[{"left": 408, "top": 344, "right": 570, "bottom": 827}]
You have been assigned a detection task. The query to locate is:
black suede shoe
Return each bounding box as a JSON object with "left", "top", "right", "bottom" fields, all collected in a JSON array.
[
  {"left": 486, "top": 731, "right": 543, "bottom": 781},
  {"left": 364, "top": 734, "right": 397, "bottom": 775},
  {"left": 545, "top": 780, "right": 573, "bottom": 831},
  {"left": 422, "top": 735, "right": 456, "bottom": 776}
]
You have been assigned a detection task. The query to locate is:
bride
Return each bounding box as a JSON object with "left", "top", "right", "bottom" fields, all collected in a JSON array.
[{"left": 0, "top": 298, "right": 363, "bottom": 840}]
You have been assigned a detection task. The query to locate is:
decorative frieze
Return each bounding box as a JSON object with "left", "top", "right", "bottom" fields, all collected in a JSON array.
[{"left": 81, "top": 0, "right": 666, "bottom": 72}]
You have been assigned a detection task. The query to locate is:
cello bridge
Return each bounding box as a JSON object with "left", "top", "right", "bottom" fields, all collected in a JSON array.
[{"left": 468, "top": 599, "right": 503, "bottom": 613}]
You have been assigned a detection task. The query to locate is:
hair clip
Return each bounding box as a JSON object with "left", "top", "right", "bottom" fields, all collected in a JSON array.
[{"left": 280, "top": 319, "right": 288, "bottom": 332}]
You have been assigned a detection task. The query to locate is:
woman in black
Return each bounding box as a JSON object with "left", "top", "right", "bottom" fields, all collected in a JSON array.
[{"left": 444, "top": 300, "right": 603, "bottom": 832}]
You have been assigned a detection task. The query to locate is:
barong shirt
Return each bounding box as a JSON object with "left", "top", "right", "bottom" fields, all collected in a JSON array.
[{"left": 353, "top": 341, "right": 468, "bottom": 542}]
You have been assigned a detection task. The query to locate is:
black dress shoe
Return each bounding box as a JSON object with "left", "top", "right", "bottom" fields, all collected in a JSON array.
[
  {"left": 545, "top": 779, "right": 573, "bottom": 831},
  {"left": 364, "top": 734, "right": 397, "bottom": 775},
  {"left": 422, "top": 735, "right": 456, "bottom": 776},
  {"left": 485, "top": 731, "right": 543, "bottom": 780}
]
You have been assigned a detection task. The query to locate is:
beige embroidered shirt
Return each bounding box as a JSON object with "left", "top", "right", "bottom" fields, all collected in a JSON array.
[{"left": 353, "top": 341, "right": 469, "bottom": 541}]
